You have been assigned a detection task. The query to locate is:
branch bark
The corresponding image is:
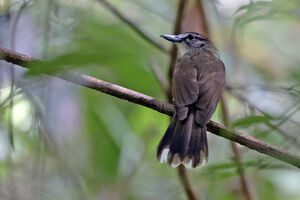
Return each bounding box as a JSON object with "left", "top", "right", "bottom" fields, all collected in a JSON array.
[{"left": 1, "top": 46, "right": 300, "bottom": 168}]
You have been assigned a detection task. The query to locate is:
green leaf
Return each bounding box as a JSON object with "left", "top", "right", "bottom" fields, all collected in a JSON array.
[
  {"left": 231, "top": 115, "right": 272, "bottom": 128},
  {"left": 82, "top": 91, "right": 121, "bottom": 191},
  {"left": 233, "top": 0, "right": 299, "bottom": 29},
  {"left": 26, "top": 16, "right": 163, "bottom": 96},
  {"left": 234, "top": 1, "right": 271, "bottom": 16}
]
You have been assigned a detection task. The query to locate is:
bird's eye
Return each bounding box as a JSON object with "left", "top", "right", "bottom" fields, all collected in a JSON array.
[{"left": 187, "top": 35, "right": 194, "bottom": 40}]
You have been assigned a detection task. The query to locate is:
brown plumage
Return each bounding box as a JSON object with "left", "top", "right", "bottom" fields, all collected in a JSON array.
[{"left": 157, "top": 32, "right": 226, "bottom": 168}]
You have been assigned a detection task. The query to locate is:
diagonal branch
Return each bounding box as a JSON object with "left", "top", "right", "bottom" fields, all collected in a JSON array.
[
  {"left": 1, "top": 45, "right": 300, "bottom": 168},
  {"left": 149, "top": 59, "right": 169, "bottom": 93},
  {"left": 97, "top": 0, "right": 168, "bottom": 54}
]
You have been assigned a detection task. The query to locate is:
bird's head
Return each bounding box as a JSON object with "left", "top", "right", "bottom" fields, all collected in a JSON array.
[{"left": 161, "top": 32, "right": 217, "bottom": 56}]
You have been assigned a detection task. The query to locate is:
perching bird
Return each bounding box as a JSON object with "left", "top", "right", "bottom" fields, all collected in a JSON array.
[{"left": 157, "top": 32, "right": 226, "bottom": 168}]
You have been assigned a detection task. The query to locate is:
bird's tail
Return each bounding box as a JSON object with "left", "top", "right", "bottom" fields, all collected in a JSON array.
[{"left": 157, "top": 112, "right": 208, "bottom": 168}]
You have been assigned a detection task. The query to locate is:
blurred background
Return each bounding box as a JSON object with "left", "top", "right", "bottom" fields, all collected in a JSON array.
[{"left": 1, "top": 0, "right": 300, "bottom": 199}]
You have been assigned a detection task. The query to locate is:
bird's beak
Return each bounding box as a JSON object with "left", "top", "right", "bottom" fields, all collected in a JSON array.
[{"left": 160, "top": 34, "right": 182, "bottom": 43}]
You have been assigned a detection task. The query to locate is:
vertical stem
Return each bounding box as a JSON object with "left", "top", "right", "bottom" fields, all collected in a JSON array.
[
  {"left": 167, "top": 0, "right": 187, "bottom": 102},
  {"left": 166, "top": 1, "right": 200, "bottom": 200},
  {"left": 8, "top": 0, "right": 26, "bottom": 148},
  {"left": 196, "top": 0, "right": 209, "bottom": 35},
  {"left": 8, "top": 2, "right": 26, "bottom": 199},
  {"left": 178, "top": 165, "right": 199, "bottom": 200},
  {"left": 195, "top": 0, "right": 256, "bottom": 197},
  {"left": 220, "top": 97, "right": 255, "bottom": 200}
]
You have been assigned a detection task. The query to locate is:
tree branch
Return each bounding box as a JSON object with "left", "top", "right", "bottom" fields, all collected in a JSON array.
[
  {"left": 1, "top": 45, "right": 300, "bottom": 168},
  {"left": 97, "top": 0, "right": 168, "bottom": 54}
]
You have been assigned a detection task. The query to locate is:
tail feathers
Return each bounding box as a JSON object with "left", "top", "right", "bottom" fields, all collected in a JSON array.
[{"left": 157, "top": 113, "right": 208, "bottom": 168}]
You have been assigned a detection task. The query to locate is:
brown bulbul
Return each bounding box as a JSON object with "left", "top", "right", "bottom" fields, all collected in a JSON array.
[{"left": 157, "top": 32, "right": 226, "bottom": 168}]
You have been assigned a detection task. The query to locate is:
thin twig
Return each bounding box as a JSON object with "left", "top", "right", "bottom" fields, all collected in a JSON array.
[
  {"left": 20, "top": 85, "right": 86, "bottom": 200},
  {"left": 178, "top": 166, "right": 199, "bottom": 200},
  {"left": 1, "top": 46, "right": 300, "bottom": 168},
  {"left": 124, "top": 0, "right": 173, "bottom": 22},
  {"left": 149, "top": 59, "right": 169, "bottom": 93},
  {"left": 0, "top": 89, "right": 23, "bottom": 108},
  {"left": 275, "top": 104, "right": 300, "bottom": 128},
  {"left": 7, "top": 2, "right": 27, "bottom": 200},
  {"left": 8, "top": 0, "right": 27, "bottom": 150},
  {"left": 196, "top": 1, "right": 255, "bottom": 198},
  {"left": 220, "top": 98, "right": 255, "bottom": 200},
  {"left": 227, "top": 87, "right": 300, "bottom": 148},
  {"left": 202, "top": 0, "right": 255, "bottom": 195},
  {"left": 97, "top": 0, "right": 168, "bottom": 54}
]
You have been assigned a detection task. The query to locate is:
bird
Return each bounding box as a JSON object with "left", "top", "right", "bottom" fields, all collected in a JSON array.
[{"left": 157, "top": 32, "right": 226, "bottom": 168}]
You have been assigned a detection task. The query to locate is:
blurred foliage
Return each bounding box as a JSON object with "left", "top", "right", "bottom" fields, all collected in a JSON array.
[
  {"left": 0, "top": 0, "right": 300, "bottom": 200},
  {"left": 231, "top": 115, "right": 273, "bottom": 128},
  {"left": 234, "top": 0, "right": 300, "bottom": 28},
  {"left": 27, "top": 16, "right": 163, "bottom": 96}
]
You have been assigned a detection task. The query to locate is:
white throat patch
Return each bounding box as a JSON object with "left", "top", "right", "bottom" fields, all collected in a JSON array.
[{"left": 176, "top": 43, "right": 190, "bottom": 57}]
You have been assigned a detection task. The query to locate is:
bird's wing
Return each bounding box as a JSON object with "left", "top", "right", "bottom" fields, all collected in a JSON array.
[
  {"left": 172, "top": 60, "right": 199, "bottom": 120},
  {"left": 172, "top": 52, "right": 225, "bottom": 124},
  {"left": 172, "top": 63, "right": 199, "bottom": 106},
  {"left": 194, "top": 71, "right": 224, "bottom": 126}
]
